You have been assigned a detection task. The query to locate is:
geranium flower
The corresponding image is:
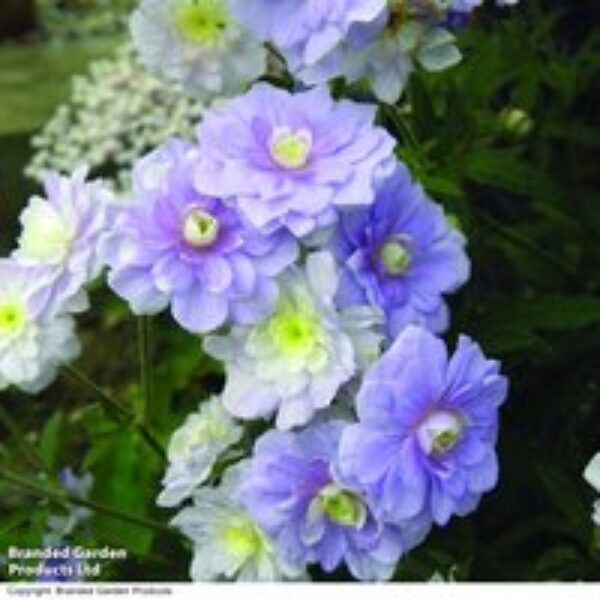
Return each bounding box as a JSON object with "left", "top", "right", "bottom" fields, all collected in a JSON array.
[
  {"left": 0, "top": 260, "right": 80, "bottom": 394},
  {"left": 103, "top": 138, "right": 298, "bottom": 333},
  {"left": 231, "top": 0, "right": 386, "bottom": 69},
  {"left": 291, "top": 2, "right": 463, "bottom": 104},
  {"left": 195, "top": 83, "right": 396, "bottom": 237},
  {"left": 240, "top": 420, "right": 430, "bottom": 580},
  {"left": 330, "top": 162, "right": 470, "bottom": 339},
  {"left": 158, "top": 396, "right": 242, "bottom": 507},
  {"left": 204, "top": 252, "right": 383, "bottom": 430},
  {"left": 130, "top": 0, "right": 266, "bottom": 99},
  {"left": 339, "top": 326, "right": 508, "bottom": 528},
  {"left": 13, "top": 167, "right": 114, "bottom": 309}
]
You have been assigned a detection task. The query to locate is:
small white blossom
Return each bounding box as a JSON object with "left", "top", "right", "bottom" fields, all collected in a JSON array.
[
  {"left": 584, "top": 453, "right": 600, "bottom": 526},
  {"left": 157, "top": 397, "right": 242, "bottom": 508}
]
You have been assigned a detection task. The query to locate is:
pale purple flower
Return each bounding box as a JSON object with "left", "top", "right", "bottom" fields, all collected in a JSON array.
[
  {"left": 339, "top": 326, "right": 508, "bottom": 528},
  {"left": 451, "top": 0, "right": 482, "bottom": 11},
  {"left": 330, "top": 162, "right": 469, "bottom": 339},
  {"left": 37, "top": 551, "right": 85, "bottom": 583},
  {"left": 231, "top": 0, "right": 386, "bottom": 69},
  {"left": 195, "top": 83, "right": 396, "bottom": 237},
  {"left": 103, "top": 138, "right": 298, "bottom": 333},
  {"left": 13, "top": 167, "right": 114, "bottom": 310},
  {"left": 291, "top": 4, "right": 463, "bottom": 103},
  {"left": 240, "top": 420, "right": 429, "bottom": 580}
]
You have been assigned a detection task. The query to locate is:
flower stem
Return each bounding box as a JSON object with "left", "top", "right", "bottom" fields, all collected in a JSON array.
[
  {"left": 0, "top": 468, "right": 169, "bottom": 534},
  {"left": 137, "top": 316, "right": 153, "bottom": 425},
  {"left": 0, "top": 402, "right": 50, "bottom": 475},
  {"left": 62, "top": 364, "right": 130, "bottom": 421},
  {"left": 62, "top": 364, "right": 165, "bottom": 460}
]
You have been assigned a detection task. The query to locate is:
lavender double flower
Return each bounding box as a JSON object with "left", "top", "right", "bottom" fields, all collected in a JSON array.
[
  {"left": 232, "top": 0, "right": 386, "bottom": 71},
  {"left": 330, "top": 162, "right": 470, "bottom": 339},
  {"left": 103, "top": 138, "right": 298, "bottom": 333},
  {"left": 240, "top": 420, "right": 429, "bottom": 581},
  {"left": 339, "top": 326, "right": 508, "bottom": 529},
  {"left": 195, "top": 83, "right": 396, "bottom": 237}
]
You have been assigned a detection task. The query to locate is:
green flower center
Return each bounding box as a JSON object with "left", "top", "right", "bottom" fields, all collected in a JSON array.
[
  {"left": 0, "top": 298, "right": 26, "bottom": 338},
  {"left": 221, "top": 515, "right": 263, "bottom": 559},
  {"left": 269, "top": 127, "right": 312, "bottom": 170},
  {"left": 182, "top": 208, "right": 220, "bottom": 248},
  {"left": 380, "top": 238, "right": 411, "bottom": 276},
  {"left": 173, "top": 0, "right": 229, "bottom": 46},
  {"left": 417, "top": 410, "right": 464, "bottom": 456},
  {"left": 318, "top": 484, "right": 366, "bottom": 528},
  {"left": 268, "top": 309, "right": 319, "bottom": 358}
]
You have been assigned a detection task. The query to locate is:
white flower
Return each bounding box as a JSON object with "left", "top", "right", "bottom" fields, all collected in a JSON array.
[
  {"left": 130, "top": 0, "right": 266, "bottom": 100},
  {"left": 584, "top": 453, "right": 600, "bottom": 526},
  {"left": 593, "top": 501, "right": 600, "bottom": 527},
  {"left": 14, "top": 168, "right": 114, "bottom": 308},
  {"left": 204, "top": 252, "right": 383, "bottom": 430},
  {"left": 157, "top": 397, "right": 242, "bottom": 507},
  {"left": 171, "top": 463, "right": 302, "bottom": 581},
  {"left": 0, "top": 261, "right": 80, "bottom": 394}
]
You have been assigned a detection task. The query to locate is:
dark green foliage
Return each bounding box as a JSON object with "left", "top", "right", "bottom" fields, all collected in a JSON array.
[{"left": 0, "top": 0, "right": 598, "bottom": 582}]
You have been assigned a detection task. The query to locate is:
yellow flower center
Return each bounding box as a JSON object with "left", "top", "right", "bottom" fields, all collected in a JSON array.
[
  {"left": 268, "top": 309, "right": 319, "bottom": 358},
  {"left": 173, "top": 0, "right": 229, "bottom": 46},
  {"left": 269, "top": 128, "right": 312, "bottom": 170},
  {"left": 0, "top": 298, "right": 26, "bottom": 338},
  {"left": 221, "top": 516, "right": 262, "bottom": 559},
  {"left": 182, "top": 208, "right": 220, "bottom": 248}
]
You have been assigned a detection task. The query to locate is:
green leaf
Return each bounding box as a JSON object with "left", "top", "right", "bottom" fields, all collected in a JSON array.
[
  {"left": 479, "top": 295, "right": 600, "bottom": 353},
  {"left": 84, "top": 430, "right": 161, "bottom": 554},
  {"left": 463, "top": 148, "right": 550, "bottom": 197},
  {"left": 39, "top": 410, "right": 65, "bottom": 471},
  {"left": 537, "top": 464, "right": 590, "bottom": 543}
]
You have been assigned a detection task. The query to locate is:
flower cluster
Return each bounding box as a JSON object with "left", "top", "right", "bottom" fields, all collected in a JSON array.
[
  {"left": 127, "top": 82, "right": 509, "bottom": 581},
  {"left": 3, "top": 0, "right": 519, "bottom": 583},
  {"left": 130, "top": 0, "right": 519, "bottom": 103}
]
